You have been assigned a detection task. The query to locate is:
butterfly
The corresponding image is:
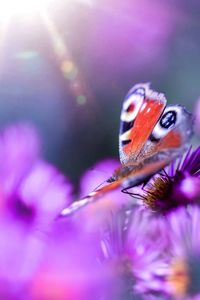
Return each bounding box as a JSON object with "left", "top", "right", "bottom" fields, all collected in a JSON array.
[{"left": 61, "top": 83, "right": 193, "bottom": 216}]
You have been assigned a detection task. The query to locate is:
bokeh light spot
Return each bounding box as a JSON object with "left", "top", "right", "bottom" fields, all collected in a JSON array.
[
  {"left": 77, "top": 95, "right": 87, "bottom": 105},
  {"left": 61, "top": 60, "right": 78, "bottom": 81},
  {"left": 15, "top": 51, "right": 39, "bottom": 60}
]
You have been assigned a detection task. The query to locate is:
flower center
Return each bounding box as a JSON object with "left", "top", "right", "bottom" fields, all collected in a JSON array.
[{"left": 143, "top": 176, "right": 172, "bottom": 211}]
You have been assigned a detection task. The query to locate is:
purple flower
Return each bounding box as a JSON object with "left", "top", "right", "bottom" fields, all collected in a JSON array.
[
  {"left": 99, "top": 206, "right": 168, "bottom": 299},
  {"left": 0, "top": 123, "right": 73, "bottom": 297},
  {"left": 140, "top": 146, "right": 200, "bottom": 213},
  {"left": 0, "top": 123, "right": 73, "bottom": 225},
  {"left": 28, "top": 219, "right": 104, "bottom": 300},
  {"left": 18, "top": 160, "right": 73, "bottom": 226},
  {"left": 0, "top": 123, "right": 40, "bottom": 194},
  {"left": 0, "top": 217, "right": 44, "bottom": 286},
  {"left": 163, "top": 206, "right": 200, "bottom": 299}
]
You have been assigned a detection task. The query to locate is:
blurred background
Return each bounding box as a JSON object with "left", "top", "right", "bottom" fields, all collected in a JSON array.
[{"left": 0, "top": 0, "right": 199, "bottom": 189}]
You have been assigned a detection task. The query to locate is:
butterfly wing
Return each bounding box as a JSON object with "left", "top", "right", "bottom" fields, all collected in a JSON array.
[
  {"left": 60, "top": 158, "right": 169, "bottom": 217},
  {"left": 119, "top": 84, "right": 193, "bottom": 164},
  {"left": 60, "top": 85, "right": 193, "bottom": 217},
  {"left": 143, "top": 104, "right": 193, "bottom": 161},
  {"left": 119, "top": 83, "right": 167, "bottom": 164},
  {"left": 60, "top": 181, "right": 121, "bottom": 216}
]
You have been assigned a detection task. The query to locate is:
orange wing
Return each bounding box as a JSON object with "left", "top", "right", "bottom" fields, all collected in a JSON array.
[
  {"left": 119, "top": 83, "right": 166, "bottom": 164},
  {"left": 119, "top": 85, "right": 193, "bottom": 165}
]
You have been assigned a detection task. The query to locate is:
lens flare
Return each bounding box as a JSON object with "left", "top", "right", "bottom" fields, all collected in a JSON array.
[
  {"left": 0, "top": 0, "right": 93, "bottom": 106},
  {"left": 0, "top": 0, "right": 51, "bottom": 21},
  {"left": 41, "top": 11, "right": 91, "bottom": 105}
]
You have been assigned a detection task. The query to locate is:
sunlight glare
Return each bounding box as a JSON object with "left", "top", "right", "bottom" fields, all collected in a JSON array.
[{"left": 0, "top": 0, "right": 51, "bottom": 21}]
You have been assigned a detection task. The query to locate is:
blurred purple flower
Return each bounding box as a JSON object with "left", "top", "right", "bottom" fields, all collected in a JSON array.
[
  {"left": 18, "top": 160, "right": 72, "bottom": 226},
  {"left": 0, "top": 123, "right": 40, "bottom": 194},
  {"left": 0, "top": 123, "right": 73, "bottom": 297},
  {"left": 0, "top": 218, "right": 44, "bottom": 288},
  {"left": 141, "top": 147, "right": 200, "bottom": 213},
  {"left": 0, "top": 123, "right": 73, "bottom": 224},
  {"left": 99, "top": 207, "right": 168, "bottom": 299},
  {"left": 164, "top": 206, "right": 200, "bottom": 299},
  {"left": 29, "top": 219, "right": 104, "bottom": 300}
]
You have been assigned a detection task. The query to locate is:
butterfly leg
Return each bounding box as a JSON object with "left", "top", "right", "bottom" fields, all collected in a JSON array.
[{"left": 121, "top": 187, "right": 143, "bottom": 200}]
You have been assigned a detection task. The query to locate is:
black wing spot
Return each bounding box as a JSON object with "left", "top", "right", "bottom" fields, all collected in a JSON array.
[
  {"left": 160, "top": 110, "right": 177, "bottom": 129},
  {"left": 149, "top": 134, "right": 160, "bottom": 143},
  {"left": 122, "top": 139, "right": 131, "bottom": 145},
  {"left": 121, "top": 120, "right": 134, "bottom": 134}
]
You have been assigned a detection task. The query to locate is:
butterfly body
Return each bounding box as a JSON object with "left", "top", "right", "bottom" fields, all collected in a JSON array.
[
  {"left": 61, "top": 83, "right": 193, "bottom": 216},
  {"left": 108, "top": 164, "right": 138, "bottom": 182}
]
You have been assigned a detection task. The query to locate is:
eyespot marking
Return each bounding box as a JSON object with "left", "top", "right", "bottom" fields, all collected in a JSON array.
[
  {"left": 150, "top": 105, "right": 189, "bottom": 143},
  {"left": 160, "top": 110, "right": 177, "bottom": 129}
]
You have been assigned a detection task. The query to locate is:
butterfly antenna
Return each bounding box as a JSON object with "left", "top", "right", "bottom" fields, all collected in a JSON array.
[{"left": 93, "top": 179, "right": 108, "bottom": 191}]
